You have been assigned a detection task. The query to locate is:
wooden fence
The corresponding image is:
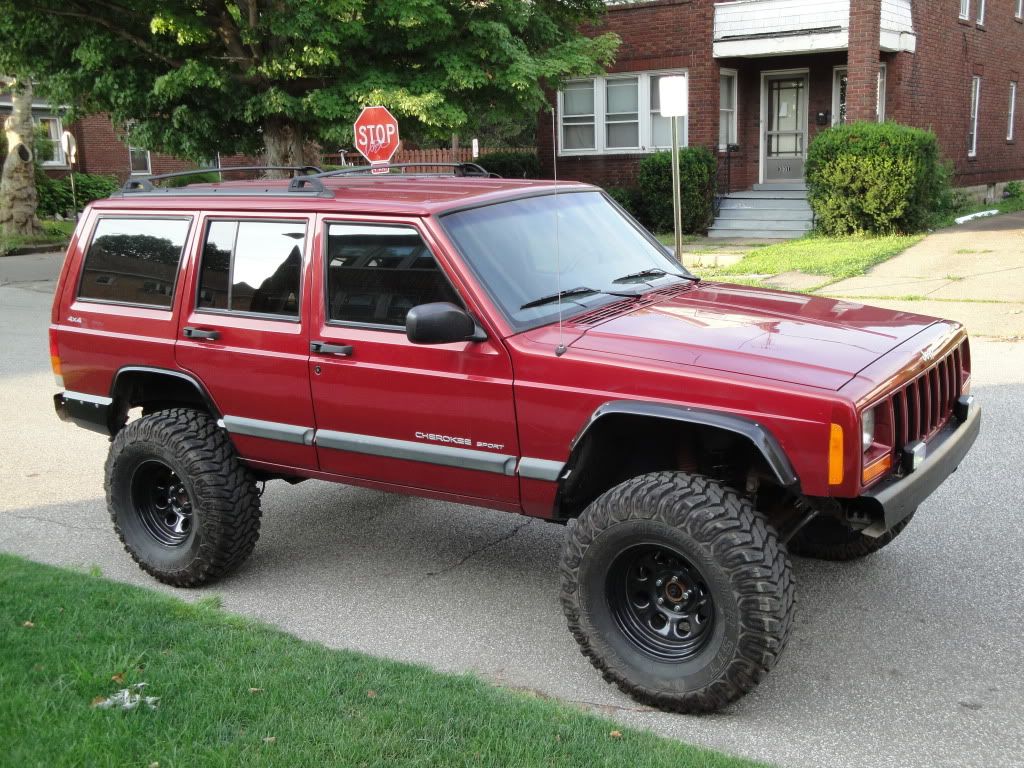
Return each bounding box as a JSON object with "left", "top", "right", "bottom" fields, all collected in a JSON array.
[{"left": 321, "top": 146, "right": 534, "bottom": 170}]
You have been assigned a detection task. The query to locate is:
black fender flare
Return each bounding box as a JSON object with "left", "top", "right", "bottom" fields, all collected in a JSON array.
[
  {"left": 568, "top": 400, "right": 799, "bottom": 488},
  {"left": 109, "top": 366, "right": 222, "bottom": 420}
]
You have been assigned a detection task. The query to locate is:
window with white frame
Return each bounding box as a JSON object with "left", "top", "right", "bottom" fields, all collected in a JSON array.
[
  {"left": 1017, "top": 0, "right": 1023, "bottom": 20},
  {"left": 34, "top": 116, "right": 66, "bottom": 166},
  {"left": 129, "top": 146, "right": 152, "bottom": 175},
  {"left": 719, "top": 70, "right": 738, "bottom": 149},
  {"left": 558, "top": 71, "right": 687, "bottom": 155},
  {"left": 831, "top": 65, "right": 887, "bottom": 125},
  {"left": 976, "top": 0, "right": 985, "bottom": 23},
  {"left": 968, "top": 76, "right": 982, "bottom": 157},
  {"left": 960, "top": 0, "right": 970, "bottom": 20},
  {"left": 1009, "top": 81, "right": 1018, "bottom": 142}
]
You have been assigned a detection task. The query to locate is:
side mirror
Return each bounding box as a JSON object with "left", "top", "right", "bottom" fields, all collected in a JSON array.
[{"left": 406, "top": 302, "right": 485, "bottom": 345}]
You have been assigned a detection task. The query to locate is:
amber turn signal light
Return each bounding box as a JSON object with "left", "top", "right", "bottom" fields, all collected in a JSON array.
[
  {"left": 828, "top": 423, "right": 844, "bottom": 485},
  {"left": 862, "top": 454, "right": 892, "bottom": 485}
]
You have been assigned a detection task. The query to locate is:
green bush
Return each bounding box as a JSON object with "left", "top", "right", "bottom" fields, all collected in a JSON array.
[
  {"left": 636, "top": 148, "right": 717, "bottom": 234},
  {"left": 161, "top": 170, "right": 222, "bottom": 187},
  {"left": 479, "top": 150, "right": 540, "bottom": 178},
  {"left": 36, "top": 171, "right": 119, "bottom": 217},
  {"left": 1005, "top": 180, "right": 1024, "bottom": 199},
  {"left": 806, "top": 122, "right": 948, "bottom": 234},
  {"left": 604, "top": 185, "right": 643, "bottom": 220}
]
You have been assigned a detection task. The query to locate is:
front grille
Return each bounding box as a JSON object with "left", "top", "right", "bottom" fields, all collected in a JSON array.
[{"left": 889, "top": 342, "right": 967, "bottom": 448}]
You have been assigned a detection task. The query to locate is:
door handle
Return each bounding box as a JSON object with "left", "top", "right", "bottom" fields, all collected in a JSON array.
[
  {"left": 183, "top": 326, "right": 220, "bottom": 341},
  {"left": 310, "top": 341, "right": 354, "bottom": 356}
]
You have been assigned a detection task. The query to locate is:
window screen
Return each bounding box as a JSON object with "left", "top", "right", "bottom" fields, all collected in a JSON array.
[
  {"left": 197, "top": 220, "right": 305, "bottom": 317},
  {"left": 78, "top": 217, "right": 190, "bottom": 307},
  {"left": 325, "top": 224, "right": 461, "bottom": 327}
]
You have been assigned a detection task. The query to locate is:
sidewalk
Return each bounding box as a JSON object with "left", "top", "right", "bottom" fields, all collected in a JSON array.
[{"left": 773, "top": 212, "right": 1024, "bottom": 339}]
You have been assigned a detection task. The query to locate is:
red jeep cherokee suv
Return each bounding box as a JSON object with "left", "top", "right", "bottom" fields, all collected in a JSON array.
[{"left": 50, "top": 165, "right": 980, "bottom": 712}]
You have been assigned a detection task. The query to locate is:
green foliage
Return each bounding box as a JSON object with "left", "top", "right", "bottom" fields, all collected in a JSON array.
[
  {"left": 0, "top": 2, "right": 618, "bottom": 161},
  {"left": 806, "top": 122, "right": 948, "bottom": 235},
  {"left": 604, "top": 185, "right": 643, "bottom": 220},
  {"left": 1005, "top": 180, "right": 1024, "bottom": 199},
  {"left": 480, "top": 150, "right": 540, "bottom": 178},
  {"left": 160, "top": 171, "right": 222, "bottom": 188},
  {"left": 35, "top": 170, "right": 118, "bottom": 217},
  {"left": 637, "top": 148, "right": 717, "bottom": 234}
]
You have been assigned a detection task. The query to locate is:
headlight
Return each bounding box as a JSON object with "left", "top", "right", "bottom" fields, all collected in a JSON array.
[{"left": 861, "top": 408, "right": 876, "bottom": 452}]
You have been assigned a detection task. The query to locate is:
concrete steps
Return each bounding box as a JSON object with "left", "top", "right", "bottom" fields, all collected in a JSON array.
[{"left": 709, "top": 184, "right": 814, "bottom": 240}]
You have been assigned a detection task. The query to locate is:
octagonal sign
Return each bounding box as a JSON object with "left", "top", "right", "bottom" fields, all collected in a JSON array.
[{"left": 353, "top": 106, "right": 400, "bottom": 167}]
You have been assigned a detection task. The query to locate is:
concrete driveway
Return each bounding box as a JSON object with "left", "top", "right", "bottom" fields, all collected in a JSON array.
[
  {"left": 822, "top": 211, "right": 1024, "bottom": 339},
  {"left": 2, "top": 253, "right": 1023, "bottom": 768}
]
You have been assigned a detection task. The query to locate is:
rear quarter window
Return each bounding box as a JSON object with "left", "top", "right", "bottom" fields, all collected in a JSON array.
[{"left": 78, "top": 217, "right": 192, "bottom": 308}]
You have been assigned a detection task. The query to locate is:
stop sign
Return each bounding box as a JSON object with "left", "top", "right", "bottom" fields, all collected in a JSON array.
[{"left": 353, "top": 106, "right": 400, "bottom": 166}]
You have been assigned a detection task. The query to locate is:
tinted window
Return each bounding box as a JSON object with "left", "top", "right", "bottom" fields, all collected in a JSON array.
[
  {"left": 326, "top": 224, "right": 461, "bottom": 327},
  {"left": 78, "top": 217, "right": 191, "bottom": 307},
  {"left": 197, "top": 220, "right": 305, "bottom": 317}
]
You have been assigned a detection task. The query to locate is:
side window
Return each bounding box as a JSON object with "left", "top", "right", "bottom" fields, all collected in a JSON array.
[
  {"left": 325, "top": 223, "right": 462, "bottom": 327},
  {"left": 197, "top": 220, "right": 305, "bottom": 318},
  {"left": 78, "top": 217, "right": 191, "bottom": 307}
]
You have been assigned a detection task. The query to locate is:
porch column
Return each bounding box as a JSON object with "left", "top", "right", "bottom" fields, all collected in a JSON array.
[{"left": 846, "top": 0, "right": 882, "bottom": 122}]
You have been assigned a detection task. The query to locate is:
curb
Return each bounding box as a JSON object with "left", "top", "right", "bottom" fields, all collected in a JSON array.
[{"left": 1, "top": 242, "right": 69, "bottom": 257}]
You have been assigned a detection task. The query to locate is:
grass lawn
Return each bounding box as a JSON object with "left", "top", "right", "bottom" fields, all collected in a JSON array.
[
  {"left": 0, "top": 554, "right": 766, "bottom": 768},
  {"left": 0, "top": 220, "right": 74, "bottom": 256}
]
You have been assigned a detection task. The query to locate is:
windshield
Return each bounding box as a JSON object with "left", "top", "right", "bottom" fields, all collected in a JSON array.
[{"left": 440, "top": 191, "right": 693, "bottom": 330}]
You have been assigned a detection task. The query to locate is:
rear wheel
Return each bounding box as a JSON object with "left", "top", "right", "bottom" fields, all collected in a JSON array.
[
  {"left": 788, "top": 511, "right": 914, "bottom": 561},
  {"left": 105, "top": 408, "right": 262, "bottom": 586},
  {"left": 559, "top": 472, "right": 794, "bottom": 713}
]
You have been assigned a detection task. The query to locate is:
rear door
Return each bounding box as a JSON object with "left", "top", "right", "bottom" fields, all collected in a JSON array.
[
  {"left": 175, "top": 214, "right": 318, "bottom": 471},
  {"left": 308, "top": 216, "right": 519, "bottom": 503}
]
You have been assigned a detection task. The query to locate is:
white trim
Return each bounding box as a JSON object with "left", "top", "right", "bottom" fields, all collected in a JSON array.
[
  {"left": 34, "top": 115, "right": 68, "bottom": 168},
  {"left": 968, "top": 76, "right": 982, "bottom": 157},
  {"left": 129, "top": 146, "right": 152, "bottom": 175},
  {"left": 556, "top": 69, "right": 688, "bottom": 157},
  {"left": 960, "top": 0, "right": 970, "bottom": 20},
  {"left": 1009, "top": 81, "right": 1018, "bottom": 142},
  {"left": 1017, "top": 0, "right": 1023, "bottom": 20},
  {"left": 719, "top": 68, "right": 738, "bottom": 150},
  {"left": 759, "top": 68, "right": 809, "bottom": 185},
  {"left": 976, "top": 0, "right": 985, "bottom": 24}
]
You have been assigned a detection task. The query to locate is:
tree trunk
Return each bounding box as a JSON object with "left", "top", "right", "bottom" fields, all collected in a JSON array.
[
  {"left": 0, "top": 79, "right": 42, "bottom": 237},
  {"left": 262, "top": 117, "right": 314, "bottom": 178}
]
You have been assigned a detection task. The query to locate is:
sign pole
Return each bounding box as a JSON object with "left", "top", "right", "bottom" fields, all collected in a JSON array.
[{"left": 671, "top": 115, "right": 682, "bottom": 263}]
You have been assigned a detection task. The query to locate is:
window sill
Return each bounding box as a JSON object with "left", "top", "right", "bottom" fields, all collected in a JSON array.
[
  {"left": 41, "top": 163, "right": 69, "bottom": 170},
  {"left": 130, "top": 171, "right": 152, "bottom": 176},
  {"left": 558, "top": 147, "right": 677, "bottom": 158}
]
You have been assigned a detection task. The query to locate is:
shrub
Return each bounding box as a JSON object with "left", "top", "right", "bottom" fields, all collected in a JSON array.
[
  {"left": 636, "top": 148, "right": 717, "bottom": 234},
  {"left": 806, "top": 122, "right": 948, "bottom": 235},
  {"left": 161, "top": 171, "right": 222, "bottom": 187},
  {"left": 479, "top": 150, "right": 540, "bottom": 178},
  {"left": 604, "top": 185, "right": 643, "bottom": 220},
  {"left": 36, "top": 171, "right": 119, "bottom": 217},
  {"left": 1005, "top": 180, "right": 1024, "bottom": 199}
]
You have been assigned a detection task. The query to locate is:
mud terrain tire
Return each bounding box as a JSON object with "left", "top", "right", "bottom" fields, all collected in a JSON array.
[
  {"left": 559, "top": 472, "right": 794, "bottom": 713},
  {"left": 105, "top": 408, "right": 262, "bottom": 586}
]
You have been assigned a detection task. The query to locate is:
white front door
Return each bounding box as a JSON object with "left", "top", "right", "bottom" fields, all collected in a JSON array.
[{"left": 762, "top": 73, "right": 809, "bottom": 183}]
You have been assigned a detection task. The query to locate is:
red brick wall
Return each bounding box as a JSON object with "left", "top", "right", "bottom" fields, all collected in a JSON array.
[
  {"left": 887, "top": 0, "right": 1024, "bottom": 187},
  {"left": 541, "top": 0, "right": 1024, "bottom": 191}
]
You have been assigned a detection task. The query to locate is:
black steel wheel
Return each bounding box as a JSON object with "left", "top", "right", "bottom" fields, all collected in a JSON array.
[
  {"left": 560, "top": 471, "right": 794, "bottom": 713},
  {"left": 606, "top": 543, "right": 714, "bottom": 662},
  {"left": 105, "top": 408, "right": 262, "bottom": 586},
  {"left": 131, "top": 460, "right": 195, "bottom": 547}
]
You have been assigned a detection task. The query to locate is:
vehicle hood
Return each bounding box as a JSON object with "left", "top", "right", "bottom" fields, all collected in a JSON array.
[{"left": 570, "top": 282, "right": 938, "bottom": 390}]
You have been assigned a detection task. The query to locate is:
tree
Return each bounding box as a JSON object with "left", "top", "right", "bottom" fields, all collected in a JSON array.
[
  {"left": 0, "top": 1, "right": 618, "bottom": 172},
  {"left": 0, "top": 77, "right": 42, "bottom": 236}
]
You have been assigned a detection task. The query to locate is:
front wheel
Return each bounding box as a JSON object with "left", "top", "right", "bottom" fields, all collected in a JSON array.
[{"left": 559, "top": 472, "right": 794, "bottom": 713}]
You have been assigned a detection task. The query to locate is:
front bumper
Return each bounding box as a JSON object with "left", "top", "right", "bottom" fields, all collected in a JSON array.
[{"left": 860, "top": 399, "right": 981, "bottom": 536}]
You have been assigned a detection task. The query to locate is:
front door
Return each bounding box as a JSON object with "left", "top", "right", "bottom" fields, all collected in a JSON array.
[
  {"left": 308, "top": 217, "right": 519, "bottom": 505},
  {"left": 762, "top": 73, "right": 808, "bottom": 182}
]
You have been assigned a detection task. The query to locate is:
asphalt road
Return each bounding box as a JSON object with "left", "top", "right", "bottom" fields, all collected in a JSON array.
[{"left": 2, "top": 254, "right": 1023, "bottom": 768}]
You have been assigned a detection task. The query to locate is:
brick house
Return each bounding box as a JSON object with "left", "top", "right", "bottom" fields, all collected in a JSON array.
[{"left": 539, "top": 0, "right": 1024, "bottom": 236}]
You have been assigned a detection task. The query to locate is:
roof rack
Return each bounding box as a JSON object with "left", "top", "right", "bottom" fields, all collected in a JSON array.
[
  {"left": 314, "top": 162, "right": 497, "bottom": 179},
  {"left": 118, "top": 165, "right": 327, "bottom": 196}
]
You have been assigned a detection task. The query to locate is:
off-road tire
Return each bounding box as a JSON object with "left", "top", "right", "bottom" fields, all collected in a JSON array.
[
  {"left": 559, "top": 472, "right": 794, "bottom": 713},
  {"left": 105, "top": 408, "right": 262, "bottom": 586},
  {"left": 788, "top": 511, "right": 914, "bottom": 561}
]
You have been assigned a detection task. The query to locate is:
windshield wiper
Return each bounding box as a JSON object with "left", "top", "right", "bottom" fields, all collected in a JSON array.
[
  {"left": 520, "top": 286, "right": 602, "bottom": 310},
  {"left": 612, "top": 268, "right": 695, "bottom": 285}
]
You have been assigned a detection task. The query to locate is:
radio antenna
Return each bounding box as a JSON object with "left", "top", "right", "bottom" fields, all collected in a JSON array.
[{"left": 552, "top": 107, "right": 566, "bottom": 357}]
